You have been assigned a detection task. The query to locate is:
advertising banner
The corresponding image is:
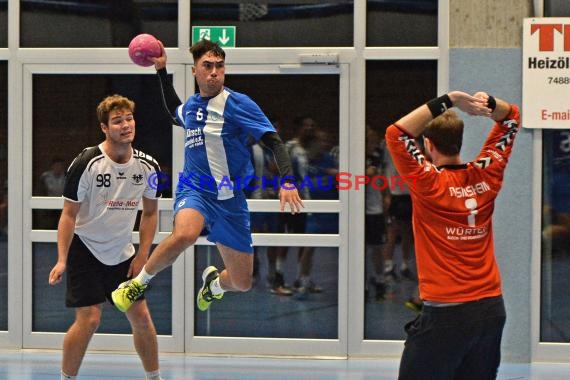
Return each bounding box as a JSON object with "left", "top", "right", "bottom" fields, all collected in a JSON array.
[{"left": 523, "top": 18, "right": 570, "bottom": 128}]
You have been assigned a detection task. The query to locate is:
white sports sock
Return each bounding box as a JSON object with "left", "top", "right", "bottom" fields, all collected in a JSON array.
[
  {"left": 210, "top": 277, "right": 224, "bottom": 296},
  {"left": 135, "top": 267, "right": 155, "bottom": 285},
  {"left": 145, "top": 369, "right": 162, "bottom": 380},
  {"left": 61, "top": 370, "right": 76, "bottom": 379}
]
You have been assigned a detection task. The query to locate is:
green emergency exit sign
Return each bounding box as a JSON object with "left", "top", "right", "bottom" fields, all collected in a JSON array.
[{"left": 192, "top": 26, "right": 236, "bottom": 47}]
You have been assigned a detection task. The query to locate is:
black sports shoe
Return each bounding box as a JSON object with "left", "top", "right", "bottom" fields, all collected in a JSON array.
[{"left": 270, "top": 272, "right": 293, "bottom": 296}]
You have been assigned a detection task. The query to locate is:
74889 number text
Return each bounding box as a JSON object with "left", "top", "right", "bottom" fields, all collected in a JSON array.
[{"left": 548, "top": 77, "right": 570, "bottom": 84}]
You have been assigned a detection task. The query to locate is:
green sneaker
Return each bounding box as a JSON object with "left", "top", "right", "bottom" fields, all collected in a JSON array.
[
  {"left": 197, "top": 266, "right": 223, "bottom": 311},
  {"left": 111, "top": 279, "right": 147, "bottom": 313},
  {"left": 404, "top": 298, "right": 423, "bottom": 314}
]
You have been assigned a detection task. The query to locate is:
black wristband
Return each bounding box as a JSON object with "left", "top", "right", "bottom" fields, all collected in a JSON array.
[
  {"left": 426, "top": 94, "right": 453, "bottom": 118},
  {"left": 487, "top": 95, "right": 497, "bottom": 112}
]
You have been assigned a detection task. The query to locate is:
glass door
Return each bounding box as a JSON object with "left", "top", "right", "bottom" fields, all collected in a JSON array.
[
  {"left": 185, "top": 63, "right": 350, "bottom": 356},
  {"left": 22, "top": 63, "right": 185, "bottom": 352}
]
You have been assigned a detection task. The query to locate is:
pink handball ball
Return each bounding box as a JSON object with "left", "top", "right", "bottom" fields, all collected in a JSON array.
[{"left": 128, "top": 34, "right": 161, "bottom": 67}]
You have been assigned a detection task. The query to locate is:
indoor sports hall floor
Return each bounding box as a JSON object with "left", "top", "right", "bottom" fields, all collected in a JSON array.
[
  {"left": 1, "top": 349, "right": 570, "bottom": 380},
  {"left": 8, "top": 246, "right": 570, "bottom": 379}
]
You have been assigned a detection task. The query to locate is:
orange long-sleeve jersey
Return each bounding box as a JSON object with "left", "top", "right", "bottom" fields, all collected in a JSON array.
[{"left": 385, "top": 105, "right": 520, "bottom": 302}]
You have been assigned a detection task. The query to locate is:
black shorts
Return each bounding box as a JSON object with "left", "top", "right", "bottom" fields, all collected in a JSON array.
[
  {"left": 365, "top": 213, "right": 386, "bottom": 245},
  {"left": 388, "top": 194, "right": 412, "bottom": 221},
  {"left": 66, "top": 235, "right": 139, "bottom": 308},
  {"left": 399, "top": 296, "right": 506, "bottom": 380}
]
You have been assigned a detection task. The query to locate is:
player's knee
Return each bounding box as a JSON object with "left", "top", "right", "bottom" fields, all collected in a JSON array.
[
  {"left": 78, "top": 315, "right": 101, "bottom": 333},
  {"left": 170, "top": 230, "right": 198, "bottom": 249},
  {"left": 126, "top": 303, "right": 154, "bottom": 326},
  {"left": 129, "top": 312, "right": 154, "bottom": 330}
]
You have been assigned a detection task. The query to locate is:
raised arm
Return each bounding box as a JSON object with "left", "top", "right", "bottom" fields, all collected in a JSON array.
[
  {"left": 151, "top": 41, "right": 182, "bottom": 124},
  {"left": 395, "top": 91, "right": 492, "bottom": 137}
]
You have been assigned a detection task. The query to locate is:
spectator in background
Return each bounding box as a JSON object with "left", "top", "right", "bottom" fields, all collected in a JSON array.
[
  {"left": 40, "top": 157, "right": 66, "bottom": 197},
  {"left": 38, "top": 157, "right": 67, "bottom": 229},
  {"left": 364, "top": 127, "right": 387, "bottom": 301},
  {"left": 381, "top": 139, "right": 417, "bottom": 296},
  {"left": 246, "top": 131, "right": 287, "bottom": 293},
  {"left": 542, "top": 130, "right": 570, "bottom": 254},
  {"left": 266, "top": 116, "right": 316, "bottom": 296},
  {"left": 294, "top": 127, "right": 338, "bottom": 298}
]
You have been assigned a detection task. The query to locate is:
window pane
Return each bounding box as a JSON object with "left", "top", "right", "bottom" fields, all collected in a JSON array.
[
  {"left": 194, "top": 245, "right": 338, "bottom": 338},
  {"left": 366, "top": 60, "right": 437, "bottom": 133},
  {"left": 541, "top": 0, "right": 570, "bottom": 345},
  {"left": 0, "top": 62, "right": 6, "bottom": 330},
  {"left": 225, "top": 74, "right": 340, "bottom": 201},
  {"left": 251, "top": 212, "right": 338, "bottom": 234},
  {"left": 545, "top": 0, "right": 570, "bottom": 16},
  {"left": 367, "top": 0, "right": 437, "bottom": 46},
  {"left": 20, "top": 0, "right": 177, "bottom": 47},
  {"left": 32, "top": 74, "right": 173, "bottom": 199},
  {"left": 541, "top": 130, "right": 570, "bottom": 342},
  {"left": 32, "top": 210, "right": 61, "bottom": 230},
  {"left": 0, "top": 2, "right": 6, "bottom": 47},
  {"left": 0, "top": 237, "right": 5, "bottom": 330},
  {"left": 364, "top": 60, "right": 436, "bottom": 340},
  {"left": 191, "top": 1, "right": 353, "bottom": 47},
  {"left": 32, "top": 243, "right": 172, "bottom": 334}
]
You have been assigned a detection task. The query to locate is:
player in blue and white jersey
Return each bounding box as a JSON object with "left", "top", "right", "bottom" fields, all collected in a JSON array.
[
  {"left": 112, "top": 39, "right": 303, "bottom": 313},
  {"left": 48, "top": 95, "right": 164, "bottom": 380}
]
